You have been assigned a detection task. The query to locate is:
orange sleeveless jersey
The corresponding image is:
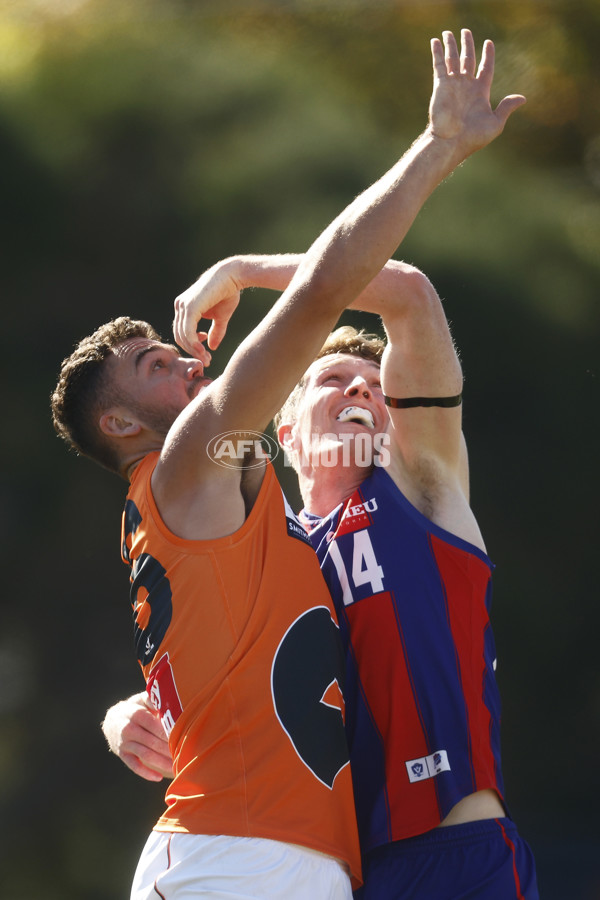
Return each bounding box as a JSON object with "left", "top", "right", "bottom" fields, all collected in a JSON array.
[{"left": 121, "top": 453, "right": 361, "bottom": 884}]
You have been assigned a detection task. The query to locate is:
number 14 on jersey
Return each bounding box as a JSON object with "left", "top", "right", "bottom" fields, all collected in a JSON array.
[{"left": 327, "top": 530, "right": 385, "bottom": 606}]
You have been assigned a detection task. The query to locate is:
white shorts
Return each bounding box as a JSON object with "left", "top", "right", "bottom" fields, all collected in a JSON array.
[{"left": 130, "top": 831, "right": 353, "bottom": 900}]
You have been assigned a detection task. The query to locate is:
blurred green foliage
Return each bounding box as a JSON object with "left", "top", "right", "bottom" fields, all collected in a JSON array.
[{"left": 0, "top": 1, "right": 598, "bottom": 897}]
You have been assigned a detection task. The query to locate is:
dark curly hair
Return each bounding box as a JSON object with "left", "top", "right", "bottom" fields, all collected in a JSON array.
[{"left": 51, "top": 316, "right": 161, "bottom": 475}]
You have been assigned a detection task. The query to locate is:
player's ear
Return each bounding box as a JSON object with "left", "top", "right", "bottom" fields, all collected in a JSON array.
[
  {"left": 277, "top": 422, "right": 295, "bottom": 451},
  {"left": 99, "top": 408, "right": 142, "bottom": 439}
]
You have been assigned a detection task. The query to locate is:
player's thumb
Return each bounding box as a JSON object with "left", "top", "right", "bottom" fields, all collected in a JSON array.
[
  {"left": 208, "top": 320, "right": 227, "bottom": 350},
  {"left": 495, "top": 94, "right": 527, "bottom": 128}
]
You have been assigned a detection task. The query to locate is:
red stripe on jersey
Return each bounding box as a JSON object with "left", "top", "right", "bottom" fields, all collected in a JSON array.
[
  {"left": 345, "top": 591, "right": 441, "bottom": 834},
  {"left": 429, "top": 534, "right": 497, "bottom": 793}
]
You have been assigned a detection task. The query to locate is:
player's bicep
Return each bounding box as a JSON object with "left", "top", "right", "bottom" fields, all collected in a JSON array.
[
  {"left": 380, "top": 295, "right": 462, "bottom": 402},
  {"left": 385, "top": 402, "right": 464, "bottom": 471}
]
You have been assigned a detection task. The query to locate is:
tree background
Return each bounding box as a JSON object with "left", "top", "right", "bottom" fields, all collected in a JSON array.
[{"left": 1, "top": 1, "right": 598, "bottom": 897}]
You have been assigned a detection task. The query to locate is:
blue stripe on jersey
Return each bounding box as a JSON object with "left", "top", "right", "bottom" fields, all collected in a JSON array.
[{"left": 307, "top": 466, "right": 505, "bottom": 853}]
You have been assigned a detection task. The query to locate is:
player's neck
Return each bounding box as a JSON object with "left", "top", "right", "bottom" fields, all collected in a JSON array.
[
  {"left": 299, "top": 463, "right": 368, "bottom": 518},
  {"left": 121, "top": 431, "right": 165, "bottom": 481}
]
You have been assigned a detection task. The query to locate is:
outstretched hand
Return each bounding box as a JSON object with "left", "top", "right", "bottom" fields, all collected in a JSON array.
[
  {"left": 429, "top": 29, "right": 526, "bottom": 157},
  {"left": 173, "top": 260, "right": 243, "bottom": 361}
]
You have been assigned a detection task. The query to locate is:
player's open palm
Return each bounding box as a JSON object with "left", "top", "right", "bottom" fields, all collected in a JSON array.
[{"left": 429, "top": 29, "right": 525, "bottom": 156}]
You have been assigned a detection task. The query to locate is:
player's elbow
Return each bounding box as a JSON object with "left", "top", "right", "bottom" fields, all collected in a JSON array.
[
  {"left": 399, "top": 264, "right": 438, "bottom": 307},
  {"left": 384, "top": 264, "right": 443, "bottom": 330}
]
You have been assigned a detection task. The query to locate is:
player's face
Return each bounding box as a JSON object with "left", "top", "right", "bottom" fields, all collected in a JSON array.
[
  {"left": 106, "top": 337, "right": 212, "bottom": 435},
  {"left": 289, "top": 354, "right": 388, "bottom": 469}
]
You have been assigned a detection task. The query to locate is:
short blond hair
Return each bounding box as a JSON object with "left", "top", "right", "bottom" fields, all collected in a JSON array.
[{"left": 273, "top": 325, "right": 385, "bottom": 430}]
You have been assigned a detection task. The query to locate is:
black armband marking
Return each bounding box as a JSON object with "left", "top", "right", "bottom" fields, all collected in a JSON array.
[{"left": 384, "top": 394, "right": 462, "bottom": 409}]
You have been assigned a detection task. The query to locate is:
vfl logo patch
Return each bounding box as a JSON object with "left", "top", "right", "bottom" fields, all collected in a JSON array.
[{"left": 406, "top": 749, "right": 451, "bottom": 783}]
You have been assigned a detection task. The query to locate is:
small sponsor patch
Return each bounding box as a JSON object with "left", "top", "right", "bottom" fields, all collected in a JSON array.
[
  {"left": 146, "top": 653, "right": 183, "bottom": 738},
  {"left": 282, "top": 490, "right": 312, "bottom": 546},
  {"left": 406, "top": 749, "right": 451, "bottom": 783},
  {"left": 334, "top": 496, "right": 378, "bottom": 537}
]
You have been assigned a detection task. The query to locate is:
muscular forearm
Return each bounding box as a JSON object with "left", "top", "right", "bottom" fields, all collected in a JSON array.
[
  {"left": 219, "top": 253, "right": 451, "bottom": 363},
  {"left": 213, "top": 130, "right": 476, "bottom": 323},
  {"left": 218, "top": 254, "right": 427, "bottom": 316},
  {"left": 174, "top": 30, "right": 524, "bottom": 377},
  {"left": 285, "top": 30, "right": 524, "bottom": 318},
  {"left": 289, "top": 130, "right": 463, "bottom": 315},
  {"left": 219, "top": 254, "right": 303, "bottom": 294}
]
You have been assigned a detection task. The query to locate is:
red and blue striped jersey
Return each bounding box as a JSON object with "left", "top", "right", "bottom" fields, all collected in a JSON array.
[{"left": 304, "top": 466, "right": 505, "bottom": 854}]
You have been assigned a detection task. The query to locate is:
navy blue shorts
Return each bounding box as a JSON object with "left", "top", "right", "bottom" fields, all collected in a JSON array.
[{"left": 353, "top": 818, "right": 539, "bottom": 900}]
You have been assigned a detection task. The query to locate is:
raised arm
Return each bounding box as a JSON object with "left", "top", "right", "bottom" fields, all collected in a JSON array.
[
  {"left": 173, "top": 30, "right": 522, "bottom": 367},
  {"left": 365, "top": 266, "right": 466, "bottom": 486},
  {"left": 183, "top": 255, "right": 463, "bottom": 471},
  {"left": 172, "top": 254, "right": 422, "bottom": 359},
  {"left": 159, "top": 29, "right": 524, "bottom": 498}
]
